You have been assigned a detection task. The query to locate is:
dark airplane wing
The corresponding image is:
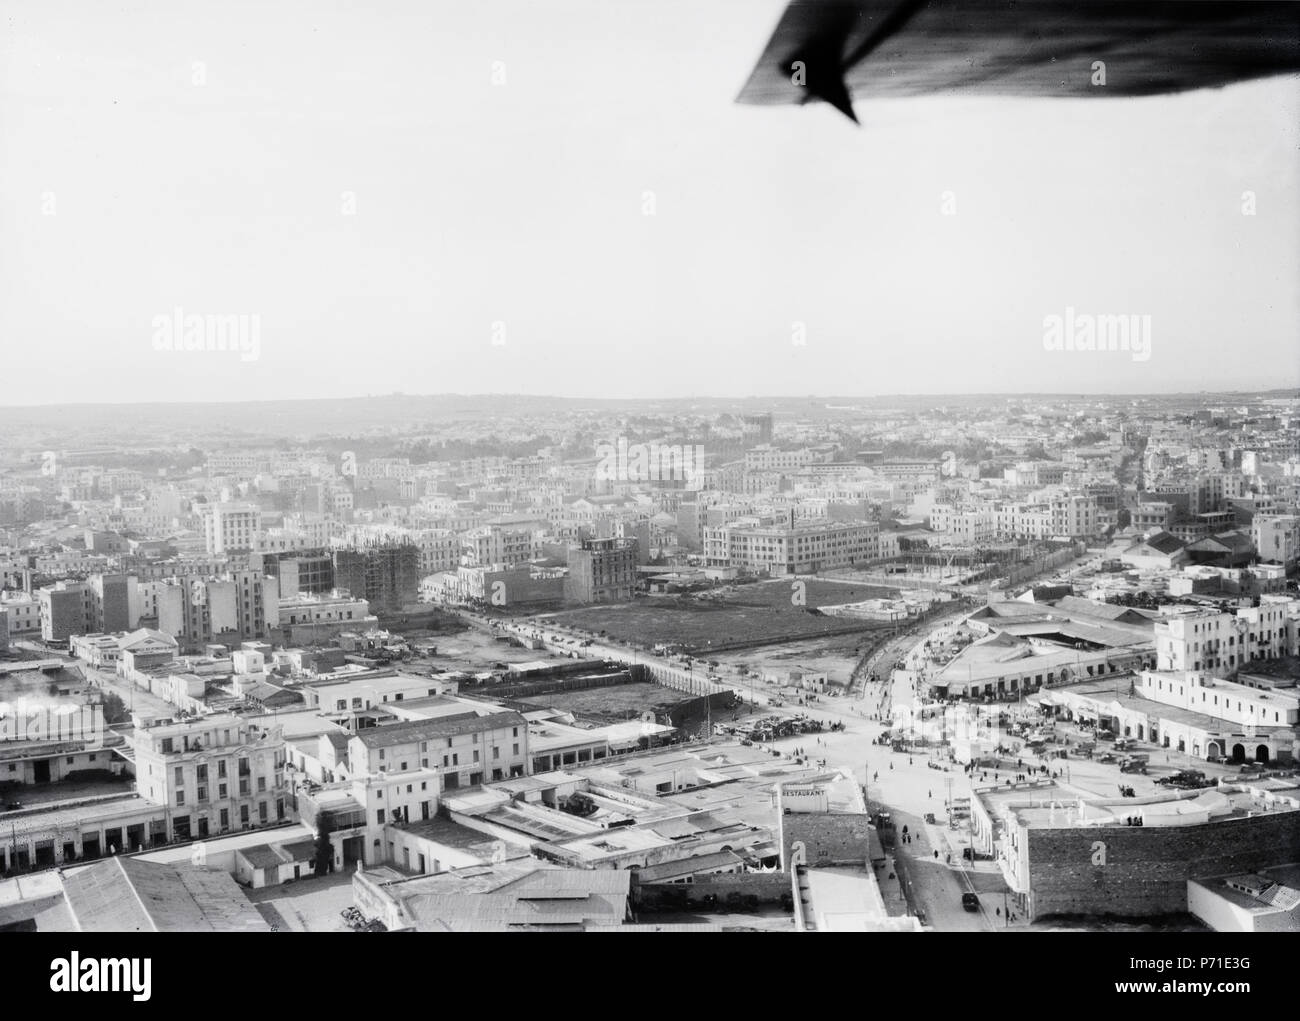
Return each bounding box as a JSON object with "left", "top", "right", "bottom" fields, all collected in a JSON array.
[{"left": 736, "top": 0, "right": 1300, "bottom": 123}]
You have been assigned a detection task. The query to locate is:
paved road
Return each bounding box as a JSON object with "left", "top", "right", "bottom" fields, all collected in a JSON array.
[
  {"left": 11, "top": 640, "right": 174, "bottom": 719},
  {"left": 477, "top": 605, "right": 1025, "bottom": 930}
]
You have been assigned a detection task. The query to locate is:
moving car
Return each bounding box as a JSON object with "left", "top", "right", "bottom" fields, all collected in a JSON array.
[{"left": 961, "top": 892, "right": 980, "bottom": 912}]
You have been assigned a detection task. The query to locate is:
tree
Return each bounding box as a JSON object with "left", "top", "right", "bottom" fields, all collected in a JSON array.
[
  {"left": 313, "top": 816, "right": 334, "bottom": 877},
  {"left": 101, "top": 692, "right": 130, "bottom": 725}
]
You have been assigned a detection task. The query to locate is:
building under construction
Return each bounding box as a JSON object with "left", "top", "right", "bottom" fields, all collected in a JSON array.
[{"left": 332, "top": 544, "right": 421, "bottom": 615}]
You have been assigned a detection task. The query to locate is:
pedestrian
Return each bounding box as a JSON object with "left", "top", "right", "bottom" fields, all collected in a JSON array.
[{"left": 928, "top": 789, "right": 932, "bottom": 799}]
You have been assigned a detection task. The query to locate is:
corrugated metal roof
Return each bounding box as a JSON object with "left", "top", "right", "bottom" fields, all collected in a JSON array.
[
  {"left": 63, "top": 858, "right": 270, "bottom": 932},
  {"left": 637, "top": 850, "right": 744, "bottom": 883}
]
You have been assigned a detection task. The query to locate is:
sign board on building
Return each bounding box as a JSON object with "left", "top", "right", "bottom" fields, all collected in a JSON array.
[{"left": 780, "top": 786, "right": 829, "bottom": 813}]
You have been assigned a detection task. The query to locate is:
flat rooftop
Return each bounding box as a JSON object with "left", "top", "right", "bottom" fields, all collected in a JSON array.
[
  {"left": 1040, "top": 680, "right": 1296, "bottom": 737},
  {"left": 390, "top": 816, "right": 509, "bottom": 853},
  {"left": 982, "top": 781, "right": 1300, "bottom": 831}
]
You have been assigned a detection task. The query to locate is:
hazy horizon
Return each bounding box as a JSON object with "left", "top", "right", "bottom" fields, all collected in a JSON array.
[{"left": 0, "top": 386, "right": 1297, "bottom": 414}]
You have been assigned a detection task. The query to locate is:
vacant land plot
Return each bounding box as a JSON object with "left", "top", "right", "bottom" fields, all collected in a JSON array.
[
  {"left": 516, "top": 681, "right": 689, "bottom": 723},
  {"left": 712, "top": 632, "right": 869, "bottom": 685},
  {"left": 546, "top": 579, "right": 898, "bottom": 654},
  {"left": 425, "top": 628, "right": 572, "bottom": 671}
]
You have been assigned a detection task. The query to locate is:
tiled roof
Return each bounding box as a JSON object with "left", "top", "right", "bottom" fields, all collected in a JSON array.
[{"left": 356, "top": 711, "right": 526, "bottom": 749}]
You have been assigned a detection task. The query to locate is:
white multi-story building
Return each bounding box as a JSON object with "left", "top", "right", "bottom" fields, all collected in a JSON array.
[
  {"left": 1154, "top": 597, "right": 1300, "bottom": 676},
  {"left": 460, "top": 524, "right": 537, "bottom": 568},
  {"left": 928, "top": 505, "right": 994, "bottom": 544},
  {"left": 743, "top": 446, "right": 825, "bottom": 472},
  {"left": 1049, "top": 494, "right": 1099, "bottom": 538},
  {"left": 1252, "top": 514, "right": 1300, "bottom": 569},
  {"left": 991, "top": 503, "right": 1053, "bottom": 540},
  {"left": 132, "top": 714, "right": 289, "bottom": 840},
  {"left": 203, "top": 501, "right": 261, "bottom": 555},
  {"left": 704, "top": 516, "right": 878, "bottom": 575},
  {"left": 1135, "top": 670, "right": 1299, "bottom": 731},
  {"left": 1, "top": 591, "right": 41, "bottom": 636}
]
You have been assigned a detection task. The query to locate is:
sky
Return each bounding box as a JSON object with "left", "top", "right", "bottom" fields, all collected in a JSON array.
[{"left": 1, "top": 0, "right": 1297, "bottom": 405}]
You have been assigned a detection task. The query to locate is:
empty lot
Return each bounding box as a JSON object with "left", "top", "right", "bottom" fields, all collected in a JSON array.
[{"left": 544, "top": 579, "right": 898, "bottom": 654}]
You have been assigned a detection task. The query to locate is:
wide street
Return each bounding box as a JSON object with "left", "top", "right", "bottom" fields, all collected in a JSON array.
[
  {"left": 483, "top": 605, "right": 1011, "bottom": 930},
  {"left": 461, "top": 592, "right": 1250, "bottom": 931}
]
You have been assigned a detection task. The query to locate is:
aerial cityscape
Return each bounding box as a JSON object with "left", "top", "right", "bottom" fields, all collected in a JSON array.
[
  {"left": 0, "top": 0, "right": 1297, "bottom": 977},
  {"left": 0, "top": 391, "right": 1298, "bottom": 934}
]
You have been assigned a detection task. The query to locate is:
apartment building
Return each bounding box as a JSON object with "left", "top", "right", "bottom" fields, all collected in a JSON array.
[
  {"left": 743, "top": 446, "right": 825, "bottom": 472},
  {"left": 1049, "top": 494, "right": 1099, "bottom": 538},
  {"left": 248, "top": 549, "right": 335, "bottom": 596},
  {"left": 1154, "top": 598, "right": 1300, "bottom": 676},
  {"left": 38, "top": 581, "right": 93, "bottom": 643},
  {"left": 704, "top": 516, "right": 878, "bottom": 575},
  {"left": 203, "top": 501, "right": 261, "bottom": 555},
  {"left": 131, "top": 714, "right": 289, "bottom": 841},
  {"left": 1252, "top": 514, "right": 1300, "bottom": 569},
  {"left": 258, "top": 514, "right": 334, "bottom": 552},
  {"left": 347, "top": 711, "right": 529, "bottom": 789},
  {"left": 156, "top": 571, "right": 280, "bottom": 651},
  {"left": 1133, "top": 501, "right": 1176, "bottom": 533},
  {"left": 565, "top": 537, "right": 638, "bottom": 603},
  {"left": 990, "top": 503, "right": 1053, "bottom": 540},
  {"left": 460, "top": 524, "right": 537, "bottom": 568},
  {"left": 929, "top": 505, "right": 994, "bottom": 544},
  {"left": 206, "top": 452, "right": 271, "bottom": 478},
  {"left": 88, "top": 572, "right": 135, "bottom": 633},
  {"left": 2, "top": 592, "right": 41, "bottom": 636}
]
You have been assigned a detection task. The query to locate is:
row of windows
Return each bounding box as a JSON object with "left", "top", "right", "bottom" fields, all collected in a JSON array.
[
  {"left": 378, "top": 742, "right": 522, "bottom": 773},
  {"left": 175, "top": 773, "right": 267, "bottom": 804}
]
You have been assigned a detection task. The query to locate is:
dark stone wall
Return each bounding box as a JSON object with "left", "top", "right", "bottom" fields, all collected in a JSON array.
[{"left": 1027, "top": 811, "right": 1300, "bottom": 918}]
